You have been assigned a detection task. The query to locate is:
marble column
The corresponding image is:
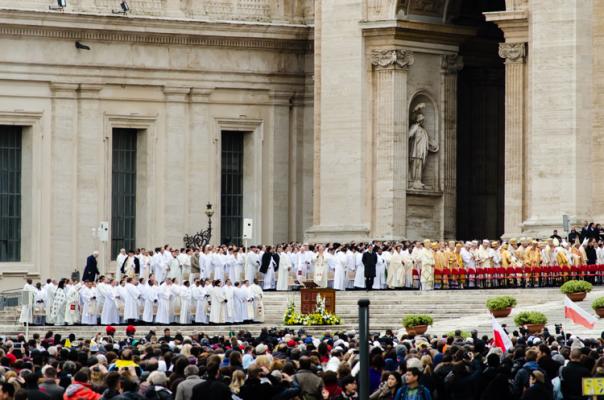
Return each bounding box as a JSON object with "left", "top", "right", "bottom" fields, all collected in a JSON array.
[
  {"left": 371, "top": 49, "right": 413, "bottom": 239},
  {"left": 441, "top": 55, "right": 463, "bottom": 239},
  {"left": 499, "top": 42, "right": 526, "bottom": 238}
]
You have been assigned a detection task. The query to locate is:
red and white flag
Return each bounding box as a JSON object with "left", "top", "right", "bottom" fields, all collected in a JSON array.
[
  {"left": 492, "top": 317, "right": 513, "bottom": 352},
  {"left": 564, "top": 296, "right": 597, "bottom": 329}
]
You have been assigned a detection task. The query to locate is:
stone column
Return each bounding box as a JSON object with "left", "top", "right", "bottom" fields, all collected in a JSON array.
[
  {"left": 162, "top": 87, "right": 190, "bottom": 244},
  {"left": 441, "top": 55, "right": 463, "bottom": 239},
  {"left": 50, "top": 82, "right": 79, "bottom": 277},
  {"left": 498, "top": 42, "right": 526, "bottom": 238},
  {"left": 371, "top": 49, "right": 414, "bottom": 240}
]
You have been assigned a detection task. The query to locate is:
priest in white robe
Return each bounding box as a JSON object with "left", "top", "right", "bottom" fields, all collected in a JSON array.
[
  {"left": 151, "top": 248, "right": 166, "bottom": 283},
  {"left": 232, "top": 282, "right": 246, "bottom": 323},
  {"left": 142, "top": 279, "right": 158, "bottom": 324},
  {"left": 80, "top": 281, "right": 98, "bottom": 325},
  {"left": 333, "top": 248, "right": 348, "bottom": 291},
  {"left": 123, "top": 278, "right": 140, "bottom": 322},
  {"left": 18, "top": 279, "right": 36, "bottom": 325},
  {"left": 209, "top": 280, "right": 226, "bottom": 324},
  {"left": 353, "top": 248, "right": 365, "bottom": 289},
  {"left": 250, "top": 280, "right": 264, "bottom": 322},
  {"left": 50, "top": 281, "right": 67, "bottom": 326},
  {"left": 241, "top": 281, "right": 255, "bottom": 322},
  {"left": 276, "top": 245, "right": 292, "bottom": 291},
  {"left": 223, "top": 279, "right": 235, "bottom": 323},
  {"left": 44, "top": 279, "right": 57, "bottom": 324},
  {"left": 100, "top": 280, "right": 120, "bottom": 325},
  {"left": 245, "top": 247, "right": 260, "bottom": 283},
  {"left": 156, "top": 279, "right": 174, "bottom": 324},
  {"left": 33, "top": 283, "right": 46, "bottom": 325},
  {"left": 63, "top": 282, "right": 81, "bottom": 326},
  {"left": 115, "top": 248, "right": 127, "bottom": 281},
  {"left": 372, "top": 249, "right": 387, "bottom": 289},
  {"left": 192, "top": 280, "right": 209, "bottom": 324},
  {"left": 313, "top": 246, "right": 329, "bottom": 288},
  {"left": 179, "top": 281, "right": 193, "bottom": 324}
]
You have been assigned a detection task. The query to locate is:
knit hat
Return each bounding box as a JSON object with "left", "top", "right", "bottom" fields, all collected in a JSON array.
[
  {"left": 126, "top": 325, "right": 136, "bottom": 335},
  {"left": 106, "top": 326, "right": 116, "bottom": 335}
]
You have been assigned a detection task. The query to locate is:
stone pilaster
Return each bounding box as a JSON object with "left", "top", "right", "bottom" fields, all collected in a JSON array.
[
  {"left": 371, "top": 49, "right": 413, "bottom": 239},
  {"left": 441, "top": 54, "right": 463, "bottom": 239},
  {"left": 498, "top": 42, "right": 526, "bottom": 238},
  {"left": 50, "top": 82, "right": 79, "bottom": 274},
  {"left": 162, "top": 87, "right": 190, "bottom": 244}
]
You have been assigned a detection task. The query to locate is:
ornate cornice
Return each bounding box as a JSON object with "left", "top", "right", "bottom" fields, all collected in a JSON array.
[
  {"left": 498, "top": 42, "right": 526, "bottom": 64},
  {"left": 441, "top": 54, "right": 463, "bottom": 74},
  {"left": 371, "top": 49, "right": 414, "bottom": 70},
  {"left": 0, "top": 24, "right": 311, "bottom": 52}
]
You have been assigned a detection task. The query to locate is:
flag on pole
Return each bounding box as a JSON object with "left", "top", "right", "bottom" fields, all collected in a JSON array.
[
  {"left": 492, "top": 317, "right": 513, "bottom": 352},
  {"left": 564, "top": 296, "right": 597, "bottom": 329}
]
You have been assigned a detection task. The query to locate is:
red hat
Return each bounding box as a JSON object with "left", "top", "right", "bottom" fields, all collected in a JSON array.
[
  {"left": 106, "top": 326, "right": 116, "bottom": 335},
  {"left": 126, "top": 325, "right": 136, "bottom": 334},
  {"left": 287, "top": 340, "right": 296, "bottom": 347}
]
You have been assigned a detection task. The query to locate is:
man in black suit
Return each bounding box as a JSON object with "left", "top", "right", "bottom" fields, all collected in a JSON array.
[
  {"left": 82, "top": 251, "right": 100, "bottom": 282},
  {"left": 362, "top": 244, "right": 378, "bottom": 290}
]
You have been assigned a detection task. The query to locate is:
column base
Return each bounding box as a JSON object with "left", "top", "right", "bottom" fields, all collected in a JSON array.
[{"left": 305, "top": 224, "right": 371, "bottom": 243}]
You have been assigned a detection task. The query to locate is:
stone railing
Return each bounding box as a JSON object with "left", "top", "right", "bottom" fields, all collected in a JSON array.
[{"left": 0, "top": 0, "right": 314, "bottom": 24}]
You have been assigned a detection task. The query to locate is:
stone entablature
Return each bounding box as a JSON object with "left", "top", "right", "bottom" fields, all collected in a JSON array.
[{"left": 0, "top": 0, "right": 314, "bottom": 24}]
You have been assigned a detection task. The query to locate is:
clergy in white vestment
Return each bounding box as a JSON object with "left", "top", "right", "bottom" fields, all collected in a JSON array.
[
  {"left": 233, "top": 249, "right": 245, "bottom": 283},
  {"left": 353, "top": 248, "right": 365, "bottom": 289},
  {"left": 64, "top": 282, "right": 81, "bottom": 326},
  {"left": 123, "top": 278, "right": 141, "bottom": 322},
  {"left": 100, "top": 280, "right": 120, "bottom": 325},
  {"left": 179, "top": 281, "right": 193, "bottom": 324},
  {"left": 178, "top": 249, "right": 192, "bottom": 281},
  {"left": 225, "top": 250, "right": 236, "bottom": 282},
  {"left": 167, "top": 249, "right": 182, "bottom": 284},
  {"left": 232, "top": 282, "right": 246, "bottom": 323},
  {"left": 223, "top": 279, "right": 235, "bottom": 323},
  {"left": 44, "top": 279, "right": 57, "bottom": 324},
  {"left": 192, "top": 280, "right": 209, "bottom": 324},
  {"left": 33, "top": 283, "right": 46, "bottom": 325},
  {"left": 400, "top": 248, "right": 414, "bottom": 288},
  {"left": 209, "top": 280, "right": 226, "bottom": 324},
  {"left": 325, "top": 248, "right": 337, "bottom": 288},
  {"left": 387, "top": 245, "right": 404, "bottom": 289},
  {"left": 241, "top": 281, "right": 255, "bottom": 322},
  {"left": 95, "top": 277, "right": 106, "bottom": 317},
  {"left": 372, "top": 248, "right": 387, "bottom": 289},
  {"left": 333, "top": 248, "right": 348, "bottom": 291},
  {"left": 156, "top": 279, "right": 174, "bottom": 324},
  {"left": 142, "top": 279, "right": 158, "bottom": 324},
  {"left": 50, "top": 280, "right": 67, "bottom": 326},
  {"left": 170, "top": 282, "right": 181, "bottom": 324},
  {"left": 245, "top": 247, "right": 260, "bottom": 283},
  {"left": 212, "top": 249, "right": 226, "bottom": 282},
  {"left": 260, "top": 246, "right": 277, "bottom": 290},
  {"left": 151, "top": 248, "right": 166, "bottom": 283},
  {"left": 115, "top": 248, "right": 127, "bottom": 281},
  {"left": 250, "top": 280, "right": 264, "bottom": 322},
  {"left": 276, "top": 245, "right": 292, "bottom": 291},
  {"left": 313, "top": 245, "right": 329, "bottom": 288},
  {"left": 18, "top": 279, "right": 36, "bottom": 325},
  {"left": 199, "top": 249, "right": 209, "bottom": 280},
  {"left": 80, "top": 281, "right": 98, "bottom": 325}
]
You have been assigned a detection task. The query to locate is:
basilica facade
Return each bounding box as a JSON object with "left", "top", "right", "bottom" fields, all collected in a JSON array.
[{"left": 0, "top": 0, "right": 595, "bottom": 284}]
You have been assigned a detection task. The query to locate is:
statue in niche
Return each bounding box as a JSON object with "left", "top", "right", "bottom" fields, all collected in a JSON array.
[{"left": 408, "top": 103, "right": 438, "bottom": 190}]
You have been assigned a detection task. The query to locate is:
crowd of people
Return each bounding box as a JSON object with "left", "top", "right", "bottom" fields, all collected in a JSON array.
[{"left": 0, "top": 323, "right": 600, "bottom": 400}]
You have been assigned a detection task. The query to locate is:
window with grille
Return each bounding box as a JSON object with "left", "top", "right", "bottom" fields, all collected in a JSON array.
[
  {"left": 221, "top": 132, "right": 244, "bottom": 246},
  {"left": 111, "top": 128, "right": 137, "bottom": 259},
  {"left": 0, "top": 126, "right": 21, "bottom": 261}
]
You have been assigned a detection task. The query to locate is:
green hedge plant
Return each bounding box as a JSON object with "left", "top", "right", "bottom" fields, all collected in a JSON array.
[
  {"left": 486, "top": 296, "right": 517, "bottom": 311},
  {"left": 592, "top": 297, "right": 604, "bottom": 310},
  {"left": 402, "top": 314, "right": 433, "bottom": 328},
  {"left": 514, "top": 311, "right": 547, "bottom": 326},
  {"left": 560, "top": 280, "right": 593, "bottom": 294}
]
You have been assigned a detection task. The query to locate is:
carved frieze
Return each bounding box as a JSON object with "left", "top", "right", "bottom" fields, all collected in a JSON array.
[
  {"left": 498, "top": 42, "right": 526, "bottom": 64},
  {"left": 371, "top": 49, "right": 414, "bottom": 70}
]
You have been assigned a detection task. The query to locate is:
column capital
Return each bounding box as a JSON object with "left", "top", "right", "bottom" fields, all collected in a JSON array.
[
  {"left": 190, "top": 88, "right": 212, "bottom": 103},
  {"left": 50, "top": 82, "right": 79, "bottom": 99},
  {"left": 371, "top": 49, "right": 414, "bottom": 70},
  {"left": 163, "top": 86, "right": 190, "bottom": 102},
  {"left": 498, "top": 42, "right": 526, "bottom": 64},
  {"left": 441, "top": 54, "right": 464, "bottom": 74}
]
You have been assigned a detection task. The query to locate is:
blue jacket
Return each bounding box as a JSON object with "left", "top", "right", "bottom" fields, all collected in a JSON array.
[{"left": 394, "top": 384, "right": 432, "bottom": 400}]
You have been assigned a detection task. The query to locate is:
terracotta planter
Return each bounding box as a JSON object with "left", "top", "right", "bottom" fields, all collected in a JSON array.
[
  {"left": 406, "top": 325, "right": 428, "bottom": 335},
  {"left": 596, "top": 308, "right": 604, "bottom": 318},
  {"left": 526, "top": 324, "right": 545, "bottom": 334},
  {"left": 567, "top": 292, "right": 587, "bottom": 302},
  {"left": 491, "top": 307, "right": 512, "bottom": 318}
]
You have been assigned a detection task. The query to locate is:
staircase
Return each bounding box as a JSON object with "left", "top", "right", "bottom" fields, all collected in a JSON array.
[{"left": 3, "top": 288, "right": 603, "bottom": 339}]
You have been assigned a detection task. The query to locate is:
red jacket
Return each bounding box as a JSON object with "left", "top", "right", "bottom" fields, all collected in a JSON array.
[{"left": 63, "top": 382, "right": 101, "bottom": 400}]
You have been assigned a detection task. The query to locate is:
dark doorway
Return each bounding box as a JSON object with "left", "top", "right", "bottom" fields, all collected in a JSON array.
[
  {"left": 111, "top": 128, "right": 137, "bottom": 258},
  {"left": 0, "top": 126, "right": 21, "bottom": 261},
  {"left": 455, "top": 0, "right": 506, "bottom": 240},
  {"left": 221, "top": 131, "right": 244, "bottom": 245}
]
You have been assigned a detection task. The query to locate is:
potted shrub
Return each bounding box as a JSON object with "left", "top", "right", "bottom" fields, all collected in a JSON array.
[
  {"left": 560, "top": 280, "right": 593, "bottom": 302},
  {"left": 592, "top": 297, "right": 604, "bottom": 318},
  {"left": 486, "top": 296, "right": 517, "bottom": 318},
  {"left": 402, "top": 314, "right": 433, "bottom": 335},
  {"left": 514, "top": 311, "right": 547, "bottom": 334}
]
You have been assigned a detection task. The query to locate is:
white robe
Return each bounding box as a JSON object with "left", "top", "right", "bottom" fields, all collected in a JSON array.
[
  {"left": 199, "top": 253, "right": 209, "bottom": 280},
  {"left": 232, "top": 286, "right": 246, "bottom": 323},
  {"left": 250, "top": 283, "right": 264, "bottom": 322},
  {"left": 142, "top": 284, "right": 158, "bottom": 323},
  {"left": 245, "top": 252, "right": 260, "bottom": 283},
  {"left": 18, "top": 283, "right": 36, "bottom": 324},
  {"left": 223, "top": 284, "right": 235, "bottom": 323},
  {"left": 313, "top": 253, "right": 328, "bottom": 288},
  {"left": 80, "top": 286, "right": 98, "bottom": 325},
  {"left": 100, "top": 284, "right": 120, "bottom": 325},
  {"left": 276, "top": 252, "right": 291, "bottom": 291},
  {"left": 116, "top": 253, "right": 127, "bottom": 280},
  {"left": 263, "top": 256, "right": 276, "bottom": 290},
  {"left": 123, "top": 283, "right": 140, "bottom": 320},
  {"left": 44, "top": 283, "right": 57, "bottom": 324},
  {"left": 156, "top": 284, "right": 173, "bottom": 324},
  {"left": 179, "top": 285, "right": 193, "bottom": 324},
  {"left": 64, "top": 285, "right": 81, "bottom": 325},
  {"left": 209, "top": 285, "right": 225, "bottom": 324},
  {"left": 354, "top": 253, "right": 365, "bottom": 289},
  {"left": 333, "top": 251, "right": 347, "bottom": 291},
  {"left": 212, "top": 253, "right": 225, "bottom": 281},
  {"left": 167, "top": 258, "right": 182, "bottom": 283},
  {"left": 373, "top": 254, "right": 387, "bottom": 289},
  {"left": 233, "top": 253, "right": 244, "bottom": 283},
  {"left": 193, "top": 285, "right": 209, "bottom": 324},
  {"left": 33, "top": 288, "right": 46, "bottom": 324},
  {"left": 178, "top": 253, "right": 191, "bottom": 281},
  {"left": 50, "top": 288, "right": 66, "bottom": 325},
  {"left": 151, "top": 253, "right": 166, "bottom": 282}
]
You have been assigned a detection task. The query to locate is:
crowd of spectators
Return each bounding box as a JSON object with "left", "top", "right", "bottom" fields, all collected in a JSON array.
[{"left": 0, "top": 323, "right": 600, "bottom": 400}]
